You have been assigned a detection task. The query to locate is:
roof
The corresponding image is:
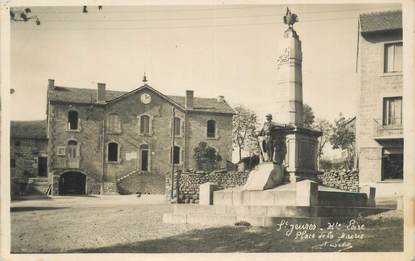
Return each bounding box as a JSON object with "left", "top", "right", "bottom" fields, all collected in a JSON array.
[
  {"left": 360, "top": 10, "right": 402, "bottom": 34},
  {"left": 47, "top": 84, "right": 235, "bottom": 114},
  {"left": 10, "top": 120, "right": 47, "bottom": 139}
]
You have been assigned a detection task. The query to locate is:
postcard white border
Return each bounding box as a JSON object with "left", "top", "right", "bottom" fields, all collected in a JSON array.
[{"left": 1, "top": 0, "right": 413, "bottom": 261}]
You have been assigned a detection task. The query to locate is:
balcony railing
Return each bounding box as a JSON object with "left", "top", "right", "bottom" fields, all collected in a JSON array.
[
  {"left": 374, "top": 119, "right": 403, "bottom": 138},
  {"left": 55, "top": 158, "right": 80, "bottom": 169},
  {"left": 67, "top": 158, "right": 80, "bottom": 169}
]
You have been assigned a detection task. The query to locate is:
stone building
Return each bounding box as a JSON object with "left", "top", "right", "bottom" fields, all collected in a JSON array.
[
  {"left": 10, "top": 120, "right": 49, "bottom": 195},
  {"left": 356, "top": 10, "right": 403, "bottom": 197},
  {"left": 46, "top": 79, "right": 234, "bottom": 195}
]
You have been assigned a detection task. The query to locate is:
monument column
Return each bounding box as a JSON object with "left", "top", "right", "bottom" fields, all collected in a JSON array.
[
  {"left": 275, "top": 14, "right": 303, "bottom": 126},
  {"left": 275, "top": 8, "right": 321, "bottom": 182}
]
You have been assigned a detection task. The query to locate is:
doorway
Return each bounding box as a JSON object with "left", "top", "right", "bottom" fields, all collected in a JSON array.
[
  {"left": 139, "top": 144, "right": 150, "bottom": 171},
  {"left": 59, "top": 172, "right": 86, "bottom": 195},
  {"left": 38, "top": 156, "right": 47, "bottom": 177}
]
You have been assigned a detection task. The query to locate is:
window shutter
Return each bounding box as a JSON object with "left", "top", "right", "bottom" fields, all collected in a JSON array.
[
  {"left": 386, "top": 44, "right": 394, "bottom": 72},
  {"left": 394, "top": 43, "right": 403, "bottom": 72}
]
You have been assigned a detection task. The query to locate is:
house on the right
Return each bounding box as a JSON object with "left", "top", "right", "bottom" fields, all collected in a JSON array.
[{"left": 357, "top": 10, "right": 403, "bottom": 198}]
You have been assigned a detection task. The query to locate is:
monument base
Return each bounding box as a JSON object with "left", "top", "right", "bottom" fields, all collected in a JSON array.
[
  {"left": 162, "top": 180, "right": 383, "bottom": 226},
  {"left": 214, "top": 180, "right": 373, "bottom": 207},
  {"left": 163, "top": 204, "right": 390, "bottom": 227}
]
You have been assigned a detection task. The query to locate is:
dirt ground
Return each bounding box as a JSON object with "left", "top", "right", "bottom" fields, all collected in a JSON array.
[{"left": 10, "top": 195, "right": 403, "bottom": 253}]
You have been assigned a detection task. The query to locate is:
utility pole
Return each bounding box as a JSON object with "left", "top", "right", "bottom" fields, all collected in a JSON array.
[{"left": 170, "top": 107, "right": 176, "bottom": 201}]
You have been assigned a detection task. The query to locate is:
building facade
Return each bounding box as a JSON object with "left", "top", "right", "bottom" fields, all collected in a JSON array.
[
  {"left": 357, "top": 10, "right": 403, "bottom": 197},
  {"left": 46, "top": 79, "right": 234, "bottom": 195},
  {"left": 10, "top": 120, "right": 49, "bottom": 196}
]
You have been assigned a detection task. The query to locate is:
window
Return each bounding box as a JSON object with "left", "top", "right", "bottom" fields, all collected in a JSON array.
[
  {"left": 207, "top": 120, "right": 216, "bottom": 138},
  {"left": 68, "top": 111, "right": 79, "bottom": 130},
  {"left": 107, "top": 114, "right": 121, "bottom": 133},
  {"left": 174, "top": 117, "right": 181, "bottom": 136},
  {"left": 382, "top": 148, "right": 403, "bottom": 180},
  {"left": 11, "top": 159, "right": 16, "bottom": 168},
  {"left": 171, "top": 145, "right": 181, "bottom": 164},
  {"left": 140, "top": 144, "right": 150, "bottom": 171},
  {"left": 108, "top": 142, "right": 119, "bottom": 162},
  {"left": 67, "top": 140, "right": 78, "bottom": 158},
  {"left": 14, "top": 141, "right": 21, "bottom": 146},
  {"left": 57, "top": 146, "right": 66, "bottom": 156},
  {"left": 384, "top": 42, "right": 402, "bottom": 73},
  {"left": 140, "top": 115, "right": 150, "bottom": 135},
  {"left": 383, "top": 97, "right": 402, "bottom": 126}
]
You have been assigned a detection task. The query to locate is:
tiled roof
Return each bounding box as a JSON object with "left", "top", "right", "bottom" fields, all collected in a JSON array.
[
  {"left": 47, "top": 86, "right": 125, "bottom": 104},
  {"left": 11, "top": 120, "right": 47, "bottom": 139},
  {"left": 168, "top": 95, "right": 235, "bottom": 114},
  {"left": 47, "top": 85, "right": 235, "bottom": 114},
  {"left": 360, "top": 10, "right": 402, "bottom": 33}
]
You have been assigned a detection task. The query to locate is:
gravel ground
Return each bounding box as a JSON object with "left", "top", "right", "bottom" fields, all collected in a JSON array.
[{"left": 10, "top": 196, "right": 403, "bottom": 253}]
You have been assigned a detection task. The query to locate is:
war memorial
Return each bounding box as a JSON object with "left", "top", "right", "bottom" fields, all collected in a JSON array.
[{"left": 163, "top": 8, "right": 386, "bottom": 226}]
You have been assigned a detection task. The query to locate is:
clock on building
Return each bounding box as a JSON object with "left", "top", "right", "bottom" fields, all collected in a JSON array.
[{"left": 140, "top": 93, "right": 152, "bottom": 104}]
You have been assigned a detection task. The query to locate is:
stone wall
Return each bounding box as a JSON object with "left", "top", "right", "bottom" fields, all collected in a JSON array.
[
  {"left": 117, "top": 172, "right": 166, "bottom": 195},
  {"left": 48, "top": 102, "right": 105, "bottom": 195},
  {"left": 318, "top": 168, "right": 359, "bottom": 192},
  {"left": 11, "top": 137, "right": 48, "bottom": 178},
  {"left": 166, "top": 170, "right": 249, "bottom": 203}
]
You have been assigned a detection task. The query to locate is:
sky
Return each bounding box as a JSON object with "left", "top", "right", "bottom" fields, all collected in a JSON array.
[
  {"left": 10, "top": 4, "right": 401, "bottom": 121},
  {"left": 9, "top": 4, "right": 401, "bottom": 159}
]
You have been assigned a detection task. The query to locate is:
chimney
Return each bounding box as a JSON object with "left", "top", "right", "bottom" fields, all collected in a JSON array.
[
  {"left": 97, "top": 83, "right": 106, "bottom": 103},
  {"left": 185, "top": 90, "right": 194, "bottom": 110},
  {"left": 48, "top": 79, "right": 55, "bottom": 89},
  {"left": 217, "top": 95, "right": 225, "bottom": 102}
]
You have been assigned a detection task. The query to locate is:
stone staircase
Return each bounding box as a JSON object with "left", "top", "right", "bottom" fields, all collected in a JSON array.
[
  {"left": 116, "top": 169, "right": 140, "bottom": 183},
  {"left": 26, "top": 177, "right": 50, "bottom": 195}
]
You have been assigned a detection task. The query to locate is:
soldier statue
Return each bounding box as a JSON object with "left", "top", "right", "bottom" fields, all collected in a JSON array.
[{"left": 257, "top": 114, "right": 292, "bottom": 163}]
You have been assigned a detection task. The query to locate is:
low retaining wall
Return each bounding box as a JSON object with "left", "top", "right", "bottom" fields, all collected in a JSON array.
[
  {"left": 317, "top": 168, "right": 359, "bottom": 192},
  {"left": 166, "top": 170, "right": 249, "bottom": 203},
  {"left": 166, "top": 168, "right": 359, "bottom": 203}
]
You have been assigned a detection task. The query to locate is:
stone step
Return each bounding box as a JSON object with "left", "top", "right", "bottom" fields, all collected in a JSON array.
[
  {"left": 163, "top": 213, "right": 358, "bottom": 227},
  {"left": 27, "top": 183, "right": 50, "bottom": 195},
  {"left": 28, "top": 177, "right": 49, "bottom": 184},
  {"left": 318, "top": 191, "right": 368, "bottom": 207},
  {"left": 172, "top": 204, "right": 390, "bottom": 218},
  {"left": 213, "top": 189, "right": 296, "bottom": 206},
  {"left": 212, "top": 185, "right": 369, "bottom": 207}
]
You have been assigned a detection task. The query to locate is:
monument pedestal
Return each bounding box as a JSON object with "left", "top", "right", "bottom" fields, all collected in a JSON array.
[{"left": 285, "top": 127, "right": 321, "bottom": 183}]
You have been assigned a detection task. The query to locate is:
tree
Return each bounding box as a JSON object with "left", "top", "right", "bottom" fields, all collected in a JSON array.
[
  {"left": 10, "top": 8, "right": 40, "bottom": 25},
  {"left": 312, "top": 118, "right": 333, "bottom": 169},
  {"left": 329, "top": 114, "right": 356, "bottom": 170},
  {"left": 232, "top": 105, "right": 259, "bottom": 161},
  {"left": 303, "top": 104, "right": 315, "bottom": 128},
  {"left": 10, "top": 6, "right": 103, "bottom": 26},
  {"left": 193, "top": 142, "right": 222, "bottom": 171}
]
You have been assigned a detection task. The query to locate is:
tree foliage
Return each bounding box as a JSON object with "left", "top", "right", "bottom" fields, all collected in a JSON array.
[
  {"left": 10, "top": 8, "right": 40, "bottom": 25},
  {"left": 312, "top": 118, "right": 333, "bottom": 167},
  {"left": 232, "top": 105, "right": 259, "bottom": 161},
  {"left": 193, "top": 142, "right": 222, "bottom": 171},
  {"left": 329, "top": 114, "right": 356, "bottom": 170},
  {"left": 10, "top": 6, "right": 103, "bottom": 26},
  {"left": 302, "top": 104, "right": 315, "bottom": 128}
]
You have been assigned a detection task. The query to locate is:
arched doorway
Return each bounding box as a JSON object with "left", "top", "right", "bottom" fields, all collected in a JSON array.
[{"left": 59, "top": 172, "right": 86, "bottom": 195}]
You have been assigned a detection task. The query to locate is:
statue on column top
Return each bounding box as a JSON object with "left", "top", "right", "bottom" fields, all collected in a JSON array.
[{"left": 283, "top": 7, "right": 299, "bottom": 29}]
